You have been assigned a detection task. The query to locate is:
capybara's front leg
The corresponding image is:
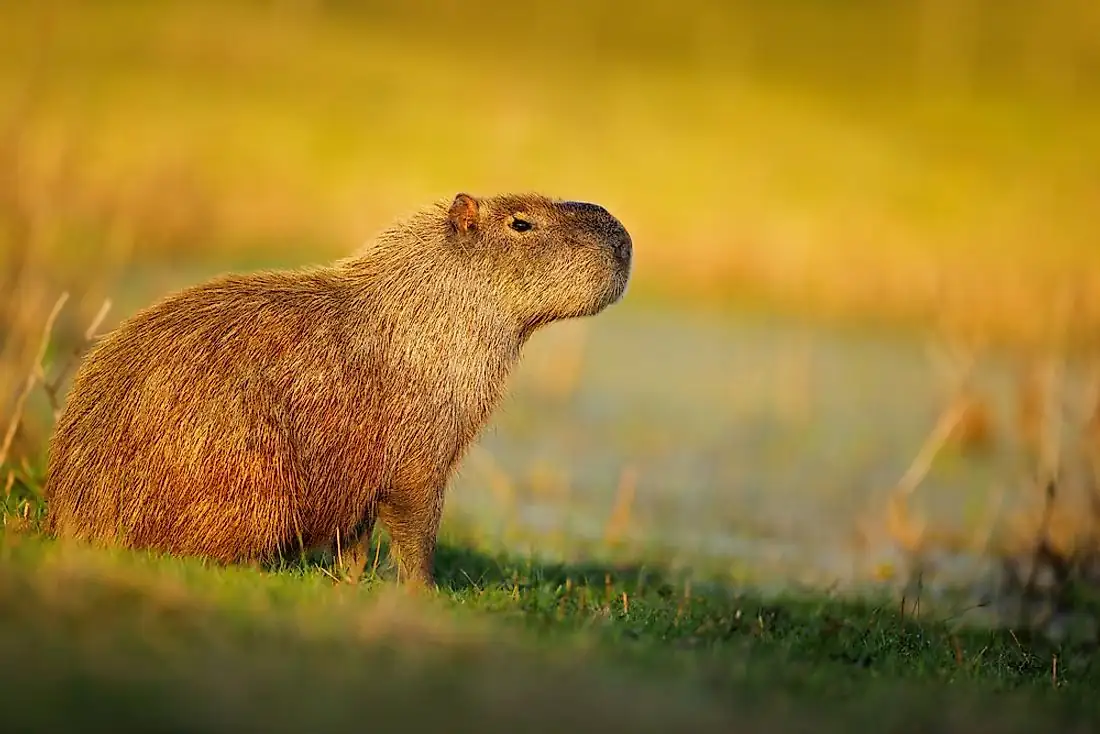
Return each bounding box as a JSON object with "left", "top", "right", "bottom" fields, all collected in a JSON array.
[{"left": 378, "top": 488, "right": 443, "bottom": 590}]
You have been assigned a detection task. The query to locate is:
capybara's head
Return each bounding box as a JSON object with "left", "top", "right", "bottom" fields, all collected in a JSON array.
[{"left": 443, "top": 191, "right": 633, "bottom": 331}]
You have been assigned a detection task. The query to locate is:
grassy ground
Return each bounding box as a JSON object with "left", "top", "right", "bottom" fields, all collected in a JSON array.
[{"left": 1, "top": 521, "right": 1098, "bottom": 734}]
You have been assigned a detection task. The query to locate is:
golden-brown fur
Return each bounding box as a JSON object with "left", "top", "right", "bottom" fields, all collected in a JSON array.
[{"left": 43, "top": 192, "right": 633, "bottom": 587}]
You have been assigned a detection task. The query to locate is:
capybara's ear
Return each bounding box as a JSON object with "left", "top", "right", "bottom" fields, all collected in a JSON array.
[{"left": 447, "top": 193, "right": 479, "bottom": 234}]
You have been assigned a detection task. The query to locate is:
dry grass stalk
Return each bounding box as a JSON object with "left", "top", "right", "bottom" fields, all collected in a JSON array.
[
  {"left": 39, "top": 298, "right": 111, "bottom": 422},
  {"left": 1081, "top": 358, "right": 1100, "bottom": 451},
  {"left": 948, "top": 391, "right": 995, "bottom": 454},
  {"left": 872, "top": 365, "right": 982, "bottom": 603},
  {"left": 1016, "top": 362, "right": 1047, "bottom": 458},
  {"left": 924, "top": 332, "right": 995, "bottom": 454},
  {"left": 895, "top": 395, "right": 974, "bottom": 503},
  {"left": 0, "top": 291, "right": 69, "bottom": 471},
  {"left": 1036, "top": 355, "right": 1066, "bottom": 484},
  {"left": 603, "top": 465, "right": 638, "bottom": 548},
  {"left": 967, "top": 484, "right": 1006, "bottom": 555},
  {"left": 989, "top": 345, "right": 1100, "bottom": 639},
  {"left": 885, "top": 492, "right": 927, "bottom": 562}
]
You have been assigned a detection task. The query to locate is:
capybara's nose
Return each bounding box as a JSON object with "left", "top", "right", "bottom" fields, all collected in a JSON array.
[{"left": 562, "top": 200, "right": 632, "bottom": 266}]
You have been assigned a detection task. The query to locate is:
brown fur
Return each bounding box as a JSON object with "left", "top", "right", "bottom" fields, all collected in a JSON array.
[{"left": 43, "top": 192, "right": 633, "bottom": 587}]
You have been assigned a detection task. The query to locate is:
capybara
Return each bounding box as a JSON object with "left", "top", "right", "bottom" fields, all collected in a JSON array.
[{"left": 44, "top": 192, "right": 633, "bottom": 587}]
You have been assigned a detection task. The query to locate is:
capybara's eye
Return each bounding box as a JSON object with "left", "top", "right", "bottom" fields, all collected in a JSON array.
[{"left": 510, "top": 217, "right": 533, "bottom": 232}]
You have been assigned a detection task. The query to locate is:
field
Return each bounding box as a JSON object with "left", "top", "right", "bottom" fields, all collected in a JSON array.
[
  {"left": 2, "top": 529, "right": 1098, "bottom": 734},
  {"left": 2, "top": 0, "right": 1100, "bottom": 731}
]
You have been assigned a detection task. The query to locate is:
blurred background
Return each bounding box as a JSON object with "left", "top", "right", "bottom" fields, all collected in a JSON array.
[{"left": 2, "top": 0, "right": 1099, "bottom": 603}]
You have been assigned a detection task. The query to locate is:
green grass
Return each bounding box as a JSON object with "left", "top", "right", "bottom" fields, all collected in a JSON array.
[{"left": 0, "top": 517, "right": 1097, "bottom": 734}]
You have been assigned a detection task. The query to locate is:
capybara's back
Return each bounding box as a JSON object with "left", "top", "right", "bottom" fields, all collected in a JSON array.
[{"left": 45, "top": 191, "right": 633, "bottom": 584}]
